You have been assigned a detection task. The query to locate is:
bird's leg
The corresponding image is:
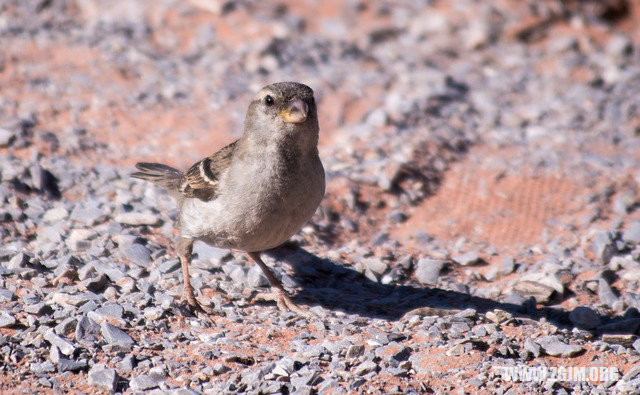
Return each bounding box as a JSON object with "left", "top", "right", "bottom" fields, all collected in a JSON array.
[
  {"left": 177, "top": 237, "right": 213, "bottom": 315},
  {"left": 248, "top": 251, "right": 307, "bottom": 315}
]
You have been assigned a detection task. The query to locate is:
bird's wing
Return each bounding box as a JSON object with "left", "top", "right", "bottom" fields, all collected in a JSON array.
[{"left": 179, "top": 140, "right": 239, "bottom": 201}]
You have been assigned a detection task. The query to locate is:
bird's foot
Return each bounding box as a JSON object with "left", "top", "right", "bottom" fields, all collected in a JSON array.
[
  {"left": 179, "top": 287, "right": 215, "bottom": 316},
  {"left": 253, "top": 289, "right": 309, "bottom": 316}
]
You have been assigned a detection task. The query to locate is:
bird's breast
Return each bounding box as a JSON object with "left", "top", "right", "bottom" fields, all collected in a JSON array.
[{"left": 180, "top": 152, "right": 325, "bottom": 252}]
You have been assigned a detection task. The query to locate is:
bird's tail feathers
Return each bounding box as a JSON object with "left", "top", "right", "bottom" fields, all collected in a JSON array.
[{"left": 131, "top": 162, "right": 182, "bottom": 190}]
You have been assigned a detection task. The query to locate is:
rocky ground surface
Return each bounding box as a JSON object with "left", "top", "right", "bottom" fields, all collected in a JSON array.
[{"left": 2, "top": 0, "right": 640, "bottom": 393}]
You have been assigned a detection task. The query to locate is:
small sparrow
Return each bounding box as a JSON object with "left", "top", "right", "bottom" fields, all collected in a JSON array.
[{"left": 132, "top": 82, "right": 325, "bottom": 314}]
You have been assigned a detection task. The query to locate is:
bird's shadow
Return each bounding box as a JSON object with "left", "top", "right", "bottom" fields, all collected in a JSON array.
[{"left": 266, "top": 245, "right": 640, "bottom": 338}]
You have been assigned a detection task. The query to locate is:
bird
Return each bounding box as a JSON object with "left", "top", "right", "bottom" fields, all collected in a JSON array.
[{"left": 131, "top": 82, "right": 325, "bottom": 315}]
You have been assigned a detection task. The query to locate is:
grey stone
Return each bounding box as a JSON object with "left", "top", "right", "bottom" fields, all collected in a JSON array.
[
  {"left": 113, "top": 234, "right": 138, "bottom": 249},
  {"left": 0, "top": 289, "right": 15, "bottom": 302},
  {"left": 37, "top": 226, "right": 64, "bottom": 244},
  {"left": 396, "top": 254, "right": 413, "bottom": 270},
  {"left": 388, "top": 210, "right": 407, "bottom": 223},
  {"left": 66, "top": 229, "right": 95, "bottom": 252},
  {"left": 44, "top": 330, "right": 76, "bottom": 356},
  {"left": 346, "top": 344, "right": 365, "bottom": 359},
  {"left": 502, "top": 257, "right": 515, "bottom": 274},
  {"left": 450, "top": 322, "right": 470, "bottom": 335},
  {"left": 37, "top": 378, "right": 52, "bottom": 388},
  {"left": 452, "top": 252, "right": 483, "bottom": 266},
  {"left": 591, "top": 231, "right": 615, "bottom": 264},
  {"left": 172, "top": 390, "right": 199, "bottom": 395},
  {"left": 536, "top": 336, "right": 584, "bottom": 357},
  {"left": 0, "top": 312, "right": 16, "bottom": 328},
  {"left": 57, "top": 357, "right": 88, "bottom": 372},
  {"left": 363, "top": 258, "right": 388, "bottom": 275},
  {"left": 76, "top": 316, "right": 100, "bottom": 346},
  {"left": 415, "top": 258, "right": 445, "bottom": 285},
  {"left": 610, "top": 256, "right": 637, "bottom": 271},
  {"left": 524, "top": 338, "right": 541, "bottom": 358},
  {"left": 7, "top": 252, "right": 30, "bottom": 269},
  {"left": 123, "top": 243, "right": 151, "bottom": 266},
  {"left": 364, "top": 267, "right": 379, "bottom": 282},
  {"left": 353, "top": 360, "right": 377, "bottom": 376},
  {"left": 70, "top": 201, "right": 105, "bottom": 226},
  {"left": 115, "top": 211, "right": 160, "bottom": 226},
  {"left": 88, "top": 364, "right": 118, "bottom": 392},
  {"left": 291, "top": 370, "right": 320, "bottom": 389},
  {"left": 50, "top": 292, "right": 87, "bottom": 307},
  {"left": 94, "top": 263, "right": 125, "bottom": 283},
  {"left": 241, "top": 367, "right": 266, "bottom": 386},
  {"left": 623, "top": 222, "right": 640, "bottom": 244},
  {"left": 606, "top": 34, "right": 633, "bottom": 58},
  {"left": 464, "top": 19, "right": 491, "bottom": 49},
  {"left": 117, "top": 355, "right": 136, "bottom": 372},
  {"left": 514, "top": 280, "right": 555, "bottom": 303},
  {"left": 622, "top": 267, "right": 640, "bottom": 282},
  {"left": 129, "top": 373, "right": 164, "bottom": 391},
  {"left": 50, "top": 346, "right": 61, "bottom": 364},
  {"left": 569, "top": 306, "right": 601, "bottom": 330},
  {"left": 100, "top": 322, "right": 134, "bottom": 348},
  {"left": 78, "top": 300, "right": 99, "bottom": 314},
  {"left": 212, "top": 362, "right": 230, "bottom": 375},
  {"left": 246, "top": 266, "right": 269, "bottom": 288},
  {"left": 82, "top": 273, "right": 109, "bottom": 292},
  {"left": 144, "top": 307, "right": 164, "bottom": 320},
  {"left": 381, "top": 267, "right": 403, "bottom": 284},
  {"left": 412, "top": 231, "right": 433, "bottom": 246},
  {"left": 55, "top": 317, "right": 78, "bottom": 336},
  {"left": 472, "top": 326, "right": 487, "bottom": 337},
  {"left": 0, "top": 128, "right": 15, "bottom": 146},
  {"left": 29, "top": 164, "right": 49, "bottom": 192},
  {"left": 455, "top": 308, "right": 478, "bottom": 319},
  {"left": 622, "top": 364, "right": 640, "bottom": 383},
  {"left": 371, "top": 232, "right": 389, "bottom": 246},
  {"left": 158, "top": 258, "right": 180, "bottom": 273},
  {"left": 408, "top": 353, "right": 430, "bottom": 375},
  {"left": 30, "top": 361, "right": 56, "bottom": 374},
  {"left": 94, "top": 303, "right": 124, "bottom": 319},
  {"left": 229, "top": 265, "right": 246, "bottom": 284},
  {"left": 193, "top": 241, "right": 230, "bottom": 263},
  {"left": 365, "top": 108, "right": 387, "bottom": 127},
  {"left": 275, "top": 358, "right": 295, "bottom": 376},
  {"left": 598, "top": 278, "right": 620, "bottom": 308},
  {"left": 633, "top": 338, "right": 640, "bottom": 353},
  {"left": 390, "top": 345, "right": 412, "bottom": 362},
  {"left": 43, "top": 206, "right": 68, "bottom": 223},
  {"left": 24, "top": 302, "right": 51, "bottom": 315},
  {"left": 446, "top": 343, "right": 465, "bottom": 356},
  {"left": 318, "top": 378, "right": 340, "bottom": 392},
  {"left": 601, "top": 333, "right": 638, "bottom": 346}
]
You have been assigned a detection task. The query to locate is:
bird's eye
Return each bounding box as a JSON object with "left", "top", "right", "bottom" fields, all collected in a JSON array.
[{"left": 264, "top": 95, "right": 274, "bottom": 106}]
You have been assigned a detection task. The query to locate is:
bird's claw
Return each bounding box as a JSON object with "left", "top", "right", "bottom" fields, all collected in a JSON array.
[
  {"left": 180, "top": 288, "right": 215, "bottom": 316},
  {"left": 252, "top": 290, "right": 311, "bottom": 316}
]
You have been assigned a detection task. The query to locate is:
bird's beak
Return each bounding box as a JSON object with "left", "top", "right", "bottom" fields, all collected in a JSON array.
[{"left": 281, "top": 99, "right": 308, "bottom": 124}]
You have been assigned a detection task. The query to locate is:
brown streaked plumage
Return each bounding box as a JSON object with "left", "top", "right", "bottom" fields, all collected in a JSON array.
[{"left": 179, "top": 140, "right": 238, "bottom": 201}]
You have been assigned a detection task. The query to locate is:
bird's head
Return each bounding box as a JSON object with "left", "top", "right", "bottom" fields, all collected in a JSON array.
[{"left": 244, "top": 82, "right": 319, "bottom": 150}]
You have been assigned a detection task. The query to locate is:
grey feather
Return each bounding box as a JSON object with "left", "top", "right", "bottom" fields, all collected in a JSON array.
[{"left": 131, "top": 162, "right": 182, "bottom": 190}]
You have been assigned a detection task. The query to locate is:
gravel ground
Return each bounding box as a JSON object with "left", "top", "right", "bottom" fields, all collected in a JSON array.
[{"left": 1, "top": 0, "right": 640, "bottom": 393}]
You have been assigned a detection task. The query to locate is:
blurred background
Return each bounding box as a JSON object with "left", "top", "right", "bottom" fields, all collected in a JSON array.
[
  {"left": 2, "top": 0, "right": 640, "bottom": 392},
  {"left": 2, "top": 0, "right": 639, "bottom": 253}
]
